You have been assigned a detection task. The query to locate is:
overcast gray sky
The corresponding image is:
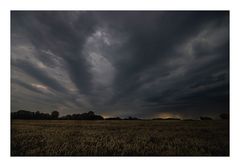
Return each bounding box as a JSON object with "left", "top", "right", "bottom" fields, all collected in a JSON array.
[{"left": 11, "top": 11, "right": 229, "bottom": 119}]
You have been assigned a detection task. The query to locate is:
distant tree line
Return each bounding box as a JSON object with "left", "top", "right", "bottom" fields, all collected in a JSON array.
[
  {"left": 11, "top": 110, "right": 104, "bottom": 120},
  {"left": 11, "top": 110, "right": 142, "bottom": 120},
  {"left": 199, "top": 113, "right": 229, "bottom": 120},
  {"left": 11, "top": 110, "right": 229, "bottom": 121},
  {"left": 59, "top": 111, "right": 103, "bottom": 120},
  {"left": 11, "top": 110, "right": 60, "bottom": 120}
]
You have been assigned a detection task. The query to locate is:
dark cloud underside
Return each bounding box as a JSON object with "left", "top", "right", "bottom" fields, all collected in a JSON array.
[{"left": 11, "top": 11, "right": 229, "bottom": 119}]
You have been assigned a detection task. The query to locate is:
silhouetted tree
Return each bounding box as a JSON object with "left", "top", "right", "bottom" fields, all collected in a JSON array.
[
  {"left": 35, "top": 111, "right": 41, "bottom": 119},
  {"left": 39, "top": 112, "right": 51, "bottom": 119},
  {"left": 80, "top": 111, "right": 104, "bottom": 120},
  {"left": 51, "top": 111, "right": 59, "bottom": 119},
  {"left": 219, "top": 113, "right": 229, "bottom": 120},
  {"left": 11, "top": 110, "right": 34, "bottom": 119}
]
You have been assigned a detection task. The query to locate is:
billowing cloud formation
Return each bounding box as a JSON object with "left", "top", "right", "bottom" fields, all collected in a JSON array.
[{"left": 11, "top": 11, "right": 229, "bottom": 119}]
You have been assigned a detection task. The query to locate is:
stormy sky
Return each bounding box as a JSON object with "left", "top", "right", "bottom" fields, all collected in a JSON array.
[{"left": 11, "top": 11, "right": 229, "bottom": 119}]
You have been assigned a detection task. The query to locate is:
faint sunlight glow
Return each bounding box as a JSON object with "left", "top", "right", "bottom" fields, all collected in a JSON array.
[
  {"left": 158, "top": 112, "right": 182, "bottom": 119},
  {"left": 37, "top": 62, "right": 47, "bottom": 69},
  {"left": 31, "top": 83, "right": 48, "bottom": 90}
]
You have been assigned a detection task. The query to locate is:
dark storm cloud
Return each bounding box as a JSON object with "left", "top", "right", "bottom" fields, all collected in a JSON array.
[
  {"left": 11, "top": 12, "right": 97, "bottom": 95},
  {"left": 11, "top": 11, "right": 229, "bottom": 118},
  {"left": 12, "top": 59, "right": 68, "bottom": 93},
  {"left": 104, "top": 12, "right": 228, "bottom": 100}
]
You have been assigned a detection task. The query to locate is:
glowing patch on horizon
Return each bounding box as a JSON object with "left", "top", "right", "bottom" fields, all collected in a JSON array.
[{"left": 158, "top": 112, "right": 182, "bottom": 119}]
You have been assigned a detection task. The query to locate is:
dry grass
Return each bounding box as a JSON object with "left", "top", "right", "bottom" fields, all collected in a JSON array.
[{"left": 11, "top": 120, "right": 229, "bottom": 156}]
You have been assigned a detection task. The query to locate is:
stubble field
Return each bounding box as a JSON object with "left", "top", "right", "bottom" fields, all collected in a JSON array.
[{"left": 11, "top": 120, "right": 229, "bottom": 156}]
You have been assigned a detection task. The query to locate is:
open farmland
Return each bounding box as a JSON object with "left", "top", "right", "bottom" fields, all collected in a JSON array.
[{"left": 11, "top": 120, "right": 229, "bottom": 156}]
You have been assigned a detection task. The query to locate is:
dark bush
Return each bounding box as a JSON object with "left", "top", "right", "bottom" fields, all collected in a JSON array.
[
  {"left": 165, "top": 118, "right": 181, "bottom": 120},
  {"left": 200, "top": 116, "right": 213, "bottom": 120},
  {"left": 219, "top": 113, "right": 229, "bottom": 120},
  {"left": 124, "top": 116, "right": 141, "bottom": 120}
]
